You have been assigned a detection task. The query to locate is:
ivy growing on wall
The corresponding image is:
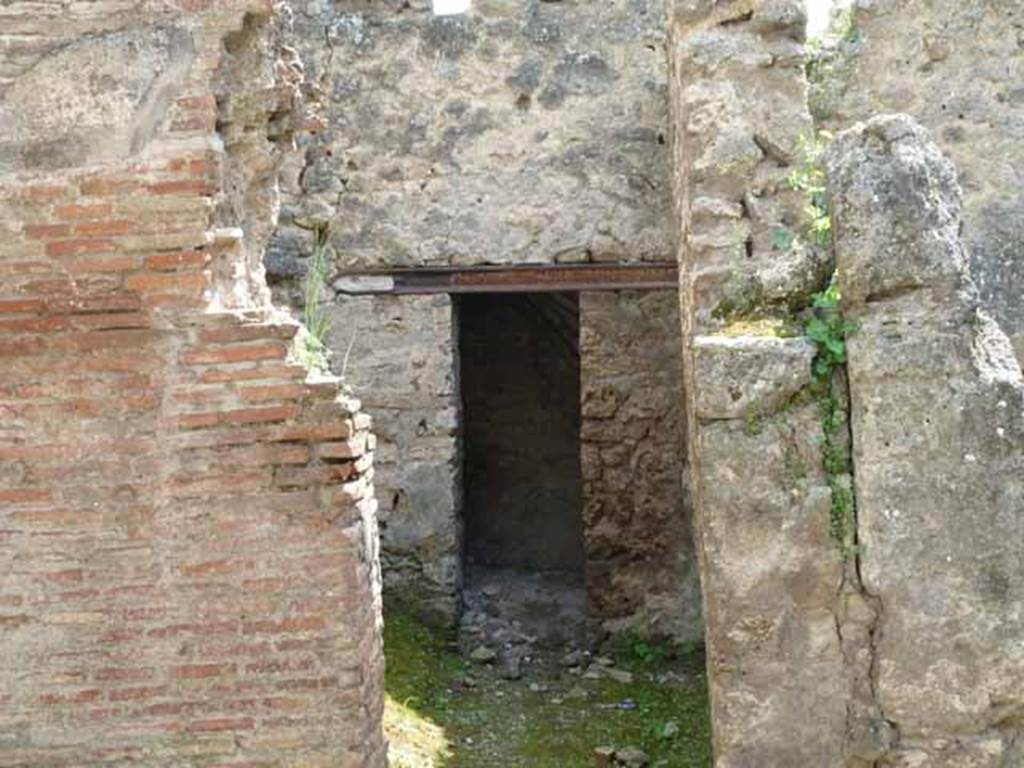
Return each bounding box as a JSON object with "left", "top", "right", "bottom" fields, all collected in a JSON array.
[{"left": 781, "top": 129, "right": 860, "bottom": 557}]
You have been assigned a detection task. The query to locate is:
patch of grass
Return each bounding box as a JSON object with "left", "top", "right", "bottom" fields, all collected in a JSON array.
[
  {"left": 516, "top": 674, "right": 711, "bottom": 768},
  {"left": 385, "top": 613, "right": 466, "bottom": 716},
  {"left": 384, "top": 613, "right": 712, "bottom": 768},
  {"left": 604, "top": 630, "right": 701, "bottom": 672}
]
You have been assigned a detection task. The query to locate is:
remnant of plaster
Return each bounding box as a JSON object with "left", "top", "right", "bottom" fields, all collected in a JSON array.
[{"left": 326, "top": 293, "right": 463, "bottom": 627}]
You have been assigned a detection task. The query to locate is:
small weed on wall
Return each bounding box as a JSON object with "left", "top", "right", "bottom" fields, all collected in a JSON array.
[
  {"left": 297, "top": 225, "right": 332, "bottom": 373},
  {"left": 806, "top": 278, "right": 859, "bottom": 555},
  {"left": 786, "top": 129, "right": 861, "bottom": 557}
]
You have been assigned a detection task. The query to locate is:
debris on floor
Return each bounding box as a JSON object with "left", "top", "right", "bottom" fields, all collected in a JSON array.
[{"left": 384, "top": 607, "right": 711, "bottom": 767}]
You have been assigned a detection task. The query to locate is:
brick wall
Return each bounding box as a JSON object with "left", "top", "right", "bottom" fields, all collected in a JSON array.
[{"left": 0, "top": 2, "right": 385, "bottom": 765}]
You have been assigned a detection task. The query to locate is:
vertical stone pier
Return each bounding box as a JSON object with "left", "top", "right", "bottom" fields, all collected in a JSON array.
[{"left": 667, "top": 1, "right": 852, "bottom": 764}]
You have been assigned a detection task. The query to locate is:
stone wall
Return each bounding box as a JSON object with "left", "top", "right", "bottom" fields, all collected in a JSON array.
[
  {"left": 269, "top": 0, "right": 672, "bottom": 274},
  {"left": 668, "top": 1, "right": 857, "bottom": 763},
  {"left": 326, "top": 293, "right": 463, "bottom": 626},
  {"left": 669, "top": 2, "right": 1024, "bottom": 764},
  {"left": 260, "top": 0, "right": 693, "bottom": 635},
  {"left": 0, "top": 3, "right": 385, "bottom": 765},
  {"left": 819, "top": 0, "right": 1024, "bottom": 363},
  {"left": 830, "top": 114, "right": 1024, "bottom": 767},
  {"left": 331, "top": 288, "right": 700, "bottom": 641},
  {"left": 579, "top": 290, "right": 701, "bottom": 643}
]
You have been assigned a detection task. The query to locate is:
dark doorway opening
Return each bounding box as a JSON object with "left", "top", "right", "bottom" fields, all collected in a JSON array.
[{"left": 457, "top": 292, "right": 586, "bottom": 647}]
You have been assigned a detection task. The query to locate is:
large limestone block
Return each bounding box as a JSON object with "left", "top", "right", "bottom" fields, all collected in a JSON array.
[
  {"left": 830, "top": 114, "right": 1024, "bottom": 763},
  {"left": 693, "top": 335, "right": 815, "bottom": 420},
  {"left": 698, "top": 404, "right": 847, "bottom": 767}
]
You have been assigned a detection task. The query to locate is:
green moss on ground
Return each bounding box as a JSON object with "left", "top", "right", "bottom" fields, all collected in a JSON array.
[{"left": 384, "top": 613, "right": 712, "bottom": 768}]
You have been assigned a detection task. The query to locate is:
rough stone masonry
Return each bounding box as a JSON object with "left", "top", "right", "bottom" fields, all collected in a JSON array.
[
  {"left": 822, "top": 0, "right": 1024, "bottom": 365},
  {"left": 668, "top": 2, "right": 850, "bottom": 763},
  {"left": 265, "top": 0, "right": 703, "bottom": 641},
  {"left": 0, "top": 2, "right": 385, "bottom": 765}
]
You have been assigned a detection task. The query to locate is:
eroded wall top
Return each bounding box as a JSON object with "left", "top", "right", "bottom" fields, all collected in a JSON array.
[{"left": 819, "top": 0, "right": 1024, "bottom": 362}]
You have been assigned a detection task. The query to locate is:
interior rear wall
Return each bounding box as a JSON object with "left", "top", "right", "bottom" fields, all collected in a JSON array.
[{"left": 460, "top": 292, "right": 584, "bottom": 572}]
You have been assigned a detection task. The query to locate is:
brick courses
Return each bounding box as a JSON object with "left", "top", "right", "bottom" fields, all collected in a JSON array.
[{"left": 0, "top": 2, "right": 385, "bottom": 765}]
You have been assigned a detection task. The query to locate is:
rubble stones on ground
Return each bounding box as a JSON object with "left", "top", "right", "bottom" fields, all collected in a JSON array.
[
  {"left": 561, "top": 650, "right": 586, "bottom": 668},
  {"left": 616, "top": 747, "right": 651, "bottom": 767},
  {"left": 459, "top": 566, "right": 588, "bottom": 657},
  {"left": 604, "top": 668, "right": 635, "bottom": 685},
  {"left": 499, "top": 654, "right": 523, "bottom": 680}
]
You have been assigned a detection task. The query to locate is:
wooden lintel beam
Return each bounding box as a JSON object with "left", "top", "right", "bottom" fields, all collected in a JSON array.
[{"left": 332, "top": 263, "right": 679, "bottom": 295}]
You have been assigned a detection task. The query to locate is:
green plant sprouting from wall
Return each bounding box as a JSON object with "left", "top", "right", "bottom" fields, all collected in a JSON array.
[
  {"left": 766, "top": 132, "right": 832, "bottom": 289},
  {"left": 786, "top": 132, "right": 833, "bottom": 250},
  {"left": 299, "top": 225, "right": 332, "bottom": 374},
  {"left": 804, "top": 278, "right": 859, "bottom": 556}
]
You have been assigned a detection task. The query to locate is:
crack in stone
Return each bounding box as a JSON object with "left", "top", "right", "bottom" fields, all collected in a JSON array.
[{"left": 829, "top": 363, "right": 897, "bottom": 766}]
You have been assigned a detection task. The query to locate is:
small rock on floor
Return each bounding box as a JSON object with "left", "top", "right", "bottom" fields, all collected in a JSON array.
[
  {"left": 616, "top": 746, "right": 650, "bottom": 767},
  {"left": 470, "top": 645, "right": 497, "bottom": 664},
  {"left": 561, "top": 649, "right": 584, "bottom": 667},
  {"left": 604, "top": 668, "right": 634, "bottom": 685},
  {"left": 499, "top": 655, "right": 522, "bottom": 680}
]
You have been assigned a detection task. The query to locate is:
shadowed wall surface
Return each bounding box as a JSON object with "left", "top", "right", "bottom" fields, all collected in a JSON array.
[{"left": 460, "top": 293, "right": 584, "bottom": 572}]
